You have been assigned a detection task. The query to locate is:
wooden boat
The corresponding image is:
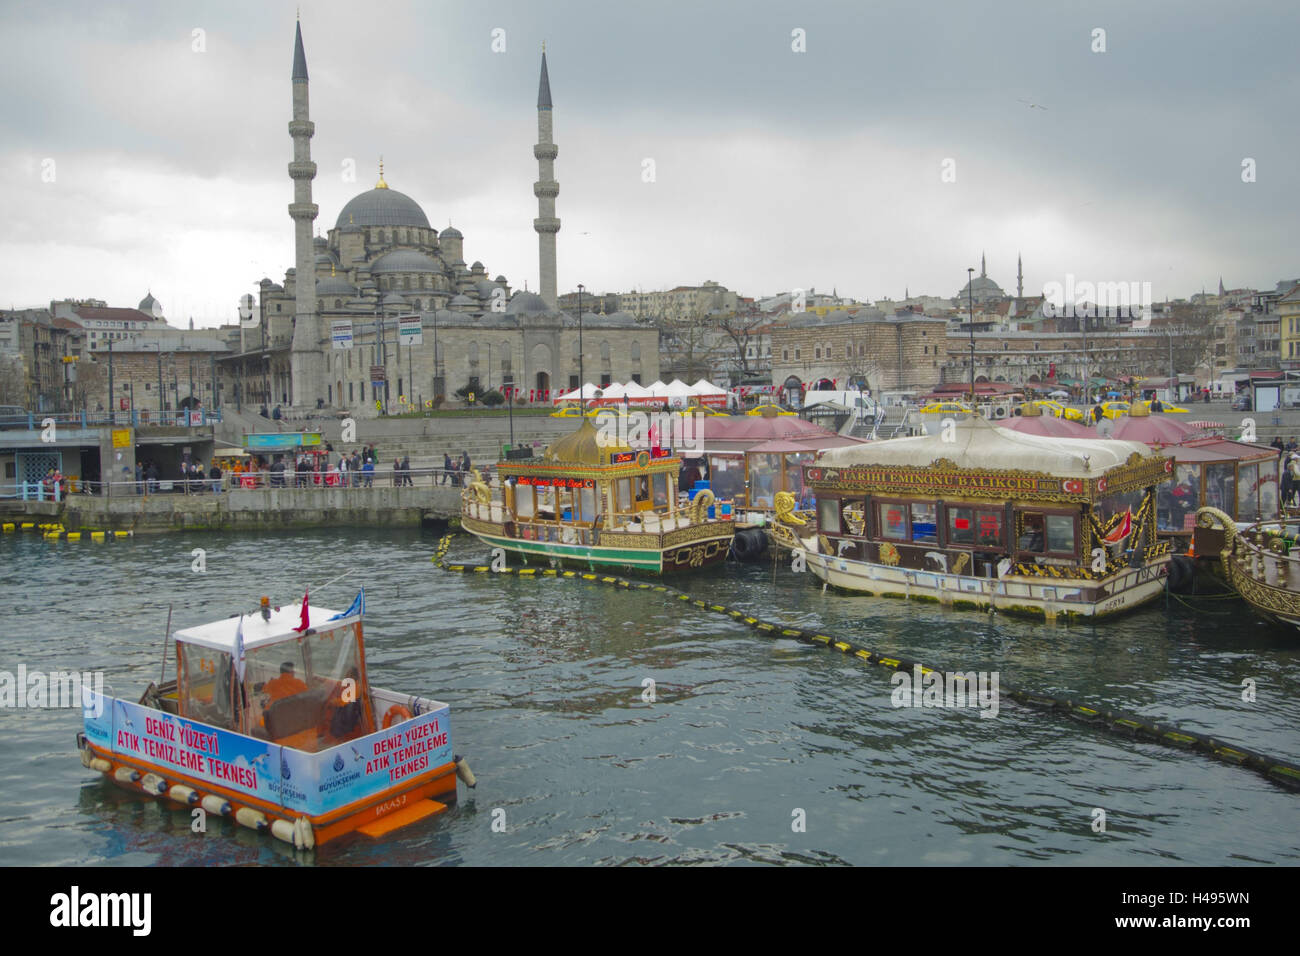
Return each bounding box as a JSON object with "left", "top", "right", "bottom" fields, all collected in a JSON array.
[
  {"left": 774, "top": 416, "right": 1176, "bottom": 621},
  {"left": 77, "top": 594, "right": 474, "bottom": 848},
  {"left": 460, "top": 418, "right": 734, "bottom": 574},
  {"left": 1195, "top": 508, "right": 1300, "bottom": 628}
]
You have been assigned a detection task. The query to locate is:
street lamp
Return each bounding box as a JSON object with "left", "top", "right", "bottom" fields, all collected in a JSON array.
[
  {"left": 577, "top": 283, "right": 585, "bottom": 412},
  {"left": 967, "top": 267, "right": 976, "bottom": 408},
  {"left": 504, "top": 377, "right": 515, "bottom": 447}
]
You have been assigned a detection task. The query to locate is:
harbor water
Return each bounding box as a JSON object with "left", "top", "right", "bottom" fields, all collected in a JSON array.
[{"left": 1, "top": 527, "right": 1297, "bottom": 866}]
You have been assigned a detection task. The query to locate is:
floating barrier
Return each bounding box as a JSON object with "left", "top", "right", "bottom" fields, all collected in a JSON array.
[
  {"left": 432, "top": 533, "right": 1300, "bottom": 793},
  {"left": 31, "top": 527, "right": 132, "bottom": 541}
]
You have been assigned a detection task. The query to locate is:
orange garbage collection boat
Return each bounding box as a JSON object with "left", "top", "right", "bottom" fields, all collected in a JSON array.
[{"left": 76, "top": 592, "right": 474, "bottom": 849}]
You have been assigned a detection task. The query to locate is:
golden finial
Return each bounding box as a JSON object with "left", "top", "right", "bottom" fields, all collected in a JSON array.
[
  {"left": 542, "top": 41, "right": 546, "bottom": 53},
  {"left": 331, "top": 263, "right": 336, "bottom": 277},
  {"left": 348, "top": 213, "right": 354, "bottom": 224},
  {"left": 375, "top": 156, "right": 388, "bottom": 189}
]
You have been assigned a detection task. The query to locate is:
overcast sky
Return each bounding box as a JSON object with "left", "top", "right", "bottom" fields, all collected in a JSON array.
[{"left": 3, "top": 0, "right": 1296, "bottom": 326}]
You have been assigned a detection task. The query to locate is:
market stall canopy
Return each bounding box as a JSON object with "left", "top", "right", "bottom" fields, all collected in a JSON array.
[
  {"left": 999, "top": 404, "right": 1094, "bottom": 439},
  {"left": 1105, "top": 403, "right": 1206, "bottom": 445}
]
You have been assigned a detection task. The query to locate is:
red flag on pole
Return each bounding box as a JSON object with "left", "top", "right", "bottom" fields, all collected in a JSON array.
[
  {"left": 1103, "top": 510, "right": 1132, "bottom": 544},
  {"left": 294, "top": 589, "right": 309, "bottom": 633}
]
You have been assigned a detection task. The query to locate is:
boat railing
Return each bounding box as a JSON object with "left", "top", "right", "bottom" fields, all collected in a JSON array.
[{"left": 1228, "top": 518, "right": 1300, "bottom": 591}]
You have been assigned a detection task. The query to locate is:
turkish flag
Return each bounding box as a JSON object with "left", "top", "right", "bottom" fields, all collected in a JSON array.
[{"left": 1103, "top": 510, "right": 1132, "bottom": 544}]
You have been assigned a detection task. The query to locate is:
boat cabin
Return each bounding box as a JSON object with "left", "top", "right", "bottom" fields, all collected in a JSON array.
[
  {"left": 804, "top": 417, "right": 1174, "bottom": 578},
  {"left": 172, "top": 597, "right": 375, "bottom": 753}
]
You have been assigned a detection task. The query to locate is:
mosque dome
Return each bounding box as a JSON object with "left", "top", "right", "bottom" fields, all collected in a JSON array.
[
  {"left": 138, "top": 292, "right": 163, "bottom": 318},
  {"left": 448, "top": 293, "right": 478, "bottom": 309},
  {"left": 335, "top": 186, "right": 430, "bottom": 229},
  {"left": 505, "top": 291, "right": 550, "bottom": 315},
  {"left": 371, "top": 249, "right": 442, "bottom": 274},
  {"left": 439, "top": 225, "right": 463, "bottom": 240}
]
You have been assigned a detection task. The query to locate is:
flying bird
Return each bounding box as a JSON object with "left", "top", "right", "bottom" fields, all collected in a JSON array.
[{"left": 1018, "top": 98, "right": 1048, "bottom": 111}]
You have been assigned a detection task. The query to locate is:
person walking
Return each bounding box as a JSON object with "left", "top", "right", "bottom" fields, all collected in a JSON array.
[
  {"left": 401, "top": 455, "right": 412, "bottom": 486},
  {"left": 209, "top": 461, "right": 223, "bottom": 493},
  {"left": 393, "top": 457, "right": 402, "bottom": 487},
  {"left": 460, "top": 451, "right": 471, "bottom": 482},
  {"left": 443, "top": 453, "right": 452, "bottom": 486},
  {"left": 339, "top": 453, "right": 350, "bottom": 488},
  {"left": 362, "top": 456, "right": 375, "bottom": 487}
]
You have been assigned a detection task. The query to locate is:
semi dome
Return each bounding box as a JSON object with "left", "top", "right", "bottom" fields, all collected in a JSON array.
[
  {"left": 335, "top": 186, "right": 430, "bottom": 229},
  {"left": 439, "top": 225, "right": 463, "bottom": 239},
  {"left": 316, "top": 276, "right": 357, "bottom": 296},
  {"left": 370, "top": 249, "right": 442, "bottom": 274}
]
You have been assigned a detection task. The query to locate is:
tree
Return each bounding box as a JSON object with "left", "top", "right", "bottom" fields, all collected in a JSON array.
[
  {"left": 717, "top": 311, "right": 771, "bottom": 384},
  {"left": 657, "top": 312, "right": 722, "bottom": 382}
]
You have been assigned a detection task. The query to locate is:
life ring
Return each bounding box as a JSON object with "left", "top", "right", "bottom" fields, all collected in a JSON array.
[{"left": 382, "top": 704, "right": 412, "bottom": 728}]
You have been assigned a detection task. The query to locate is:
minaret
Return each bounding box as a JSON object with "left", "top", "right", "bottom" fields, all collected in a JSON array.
[
  {"left": 288, "top": 18, "right": 321, "bottom": 407},
  {"left": 981, "top": 251, "right": 987, "bottom": 277},
  {"left": 533, "top": 49, "right": 560, "bottom": 309},
  {"left": 1017, "top": 253, "right": 1023, "bottom": 298}
]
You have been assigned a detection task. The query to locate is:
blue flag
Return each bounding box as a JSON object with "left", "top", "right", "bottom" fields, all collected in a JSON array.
[{"left": 329, "top": 588, "right": 365, "bottom": 621}]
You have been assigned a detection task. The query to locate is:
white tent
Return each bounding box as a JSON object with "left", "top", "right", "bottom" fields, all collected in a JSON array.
[
  {"left": 553, "top": 382, "right": 601, "bottom": 404},
  {"left": 598, "top": 382, "right": 626, "bottom": 402},
  {"left": 689, "top": 378, "right": 728, "bottom": 407}
]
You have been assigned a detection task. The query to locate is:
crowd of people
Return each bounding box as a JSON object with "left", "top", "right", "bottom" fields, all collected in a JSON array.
[{"left": 440, "top": 452, "right": 473, "bottom": 486}]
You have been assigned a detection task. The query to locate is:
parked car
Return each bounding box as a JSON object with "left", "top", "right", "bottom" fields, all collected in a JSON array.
[{"left": 1232, "top": 393, "right": 1252, "bottom": 411}]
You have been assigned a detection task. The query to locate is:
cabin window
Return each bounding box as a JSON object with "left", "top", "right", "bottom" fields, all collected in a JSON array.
[
  {"left": 1258, "top": 465, "right": 1278, "bottom": 520},
  {"left": 1016, "top": 512, "right": 1076, "bottom": 556},
  {"left": 878, "top": 502, "right": 908, "bottom": 540},
  {"left": 652, "top": 473, "right": 669, "bottom": 508},
  {"left": 817, "top": 498, "right": 841, "bottom": 534},
  {"left": 785, "top": 452, "right": 815, "bottom": 505},
  {"left": 947, "top": 507, "right": 1004, "bottom": 547},
  {"left": 1045, "top": 514, "right": 1076, "bottom": 554},
  {"left": 1204, "top": 462, "right": 1236, "bottom": 513},
  {"left": 514, "top": 484, "right": 534, "bottom": 519},
  {"left": 616, "top": 478, "right": 633, "bottom": 515},
  {"left": 577, "top": 487, "right": 596, "bottom": 522},
  {"left": 749, "top": 453, "right": 780, "bottom": 508},
  {"left": 910, "top": 503, "right": 938, "bottom": 543},
  {"left": 841, "top": 500, "right": 866, "bottom": 535},
  {"left": 707, "top": 455, "right": 744, "bottom": 501}
]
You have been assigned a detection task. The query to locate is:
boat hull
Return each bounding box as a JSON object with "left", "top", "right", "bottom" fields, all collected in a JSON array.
[
  {"left": 79, "top": 686, "right": 461, "bottom": 847},
  {"left": 803, "top": 547, "right": 1170, "bottom": 621},
  {"left": 460, "top": 515, "right": 733, "bottom": 575}
]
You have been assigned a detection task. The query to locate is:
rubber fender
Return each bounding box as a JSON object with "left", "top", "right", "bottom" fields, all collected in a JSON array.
[{"left": 730, "top": 528, "right": 768, "bottom": 562}]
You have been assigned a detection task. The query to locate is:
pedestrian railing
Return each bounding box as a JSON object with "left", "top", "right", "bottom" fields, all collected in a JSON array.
[{"left": 2, "top": 467, "right": 494, "bottom": 499}]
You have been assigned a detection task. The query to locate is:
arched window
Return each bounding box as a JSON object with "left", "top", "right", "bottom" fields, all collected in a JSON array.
[
  {"left": 631, "top": 342, "right": 641, "bottom": 362},
  {"left": 468, "top": 342, "right": 479, "bottom": 366},
  {"left": 600, "top": 341, "right": 611, "bottom": 362},
  {"left": 572, "top": 339, "right": 581, "bottom": 360},
  {"left": 335, "top": 299, "right": 342, "bottom": 308},
  {"left": 404, "top": 277, "right": 411, "bottom": 291}
]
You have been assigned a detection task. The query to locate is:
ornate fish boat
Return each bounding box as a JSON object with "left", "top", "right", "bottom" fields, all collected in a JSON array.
[
  {"left": 775, "top": 416, "right": 1177, "bottom": 621},
  {"left": 460, "top": 418, "right": 735, "bottom": 574},
  {"left": 77, "top": 594, "right": 474, "bottom": 849},
  {"left": 1195, "top": 508, "right": 1300, "bottom": 629}
]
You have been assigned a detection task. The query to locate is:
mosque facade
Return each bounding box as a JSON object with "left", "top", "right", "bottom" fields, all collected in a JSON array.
[{"left": 237, "top": 21, "right": 655, "bottom": 415}]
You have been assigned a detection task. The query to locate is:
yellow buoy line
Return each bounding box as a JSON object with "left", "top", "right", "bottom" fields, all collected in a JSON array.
[
  {"left": 431, "top": 533, "right": 1300, "bottom": 793},
  {"left": 3, "top": 522, "right": 132, "bottom": 540}
]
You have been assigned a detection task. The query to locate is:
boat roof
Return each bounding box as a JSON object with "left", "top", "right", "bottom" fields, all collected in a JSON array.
[
  {"left": 173, "top": 603, "right": 352, "bottom": 653},
  {"left": 816, "top": 415, "right": 1156, "bottom": 479}
]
